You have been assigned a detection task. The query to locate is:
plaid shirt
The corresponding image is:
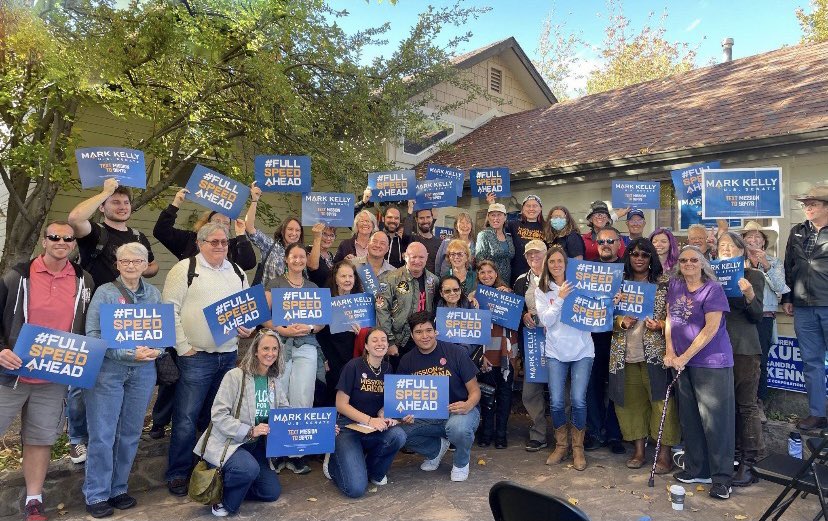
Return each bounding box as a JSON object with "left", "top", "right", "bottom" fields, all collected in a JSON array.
[
  {"left": 248, "top": 229, "right": 286, "bottom": 287},
  {"left": 803, "top": 220, "right": 819, "bottom": 258}
]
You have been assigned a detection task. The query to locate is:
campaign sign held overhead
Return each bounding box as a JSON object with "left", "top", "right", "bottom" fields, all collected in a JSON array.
[
  {"left": 470, "top": 167, "right": 510, "bottom": 197},
  {"left": 475, "top": 285, "right": 524, "bottom": 331},
  {"left": 330, "top": 293, "right": 376, "bottom": 334},
  {"left": 301, "top": 192, "right": 355, "bottom": 228},
  {"left": 523, "top": 327, "right": 547, "bottom": 383},
  {"left": 270, "top": 287, "right": 332, "bottom": 326},
  {"left": 434, "top": 227, "right": 454, "bottom": 241},
  {"left": 426, "top": 164, "right": 465, "bottom": 197},
  {"left": 384, "top": 375, "right": 449, "bottom": 419},
  {"left": 670, "top": 161, "right": 732, "bottom": 229},
  {"left": 266, "top": 407, "right": 337, "bottom": 457},
  {"left": 254, "top": 155, "right": 311, "bottom": 193},
  {"left": 414, "top": 178, "right": 458, "bottom": 210},
  {"left": 184, "top": 165, "right": 250, "bottom": 219},
  {"left": 766, "top": 336, "right": 828, "bottom": 394},
  {"left": 435, "top": 307, "right": 492, "bottom": 345},
  {"left": 203, "top": 285, "right": 269, "bottom": 346},
  {"left": 611, "top": 181, "right": 661, "bottom": 209},
  {"left": 5, "top": 324, "right": 106, "bottom": 389},
  {"left": 100, "top": 303, "right": 175, "bottom": 349},
  {"left": 76, "top": 147, "right": 146, "bottom": 189},
  {"left": 701, "top": 168, "right": 783, "bottom": 219},
  {"left": 613, "top": 281, "right": 657, "bottom": 321},
  {"left": 710, "top": 258, "right": 745, "bottom": 297},
  {"left": 368, "top": 170, "right": 416, "bottom": 202}
]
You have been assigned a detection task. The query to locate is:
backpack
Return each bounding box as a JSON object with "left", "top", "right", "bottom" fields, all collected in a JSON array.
[
  {"left": 187, "top": 256, "right": 244, "bottom": 287},
  {"left": 251, "top": 240, "right": 277, "bottom": 286},
  {"left": 81, "top": 222, "right": 142, "bottom": 270}
]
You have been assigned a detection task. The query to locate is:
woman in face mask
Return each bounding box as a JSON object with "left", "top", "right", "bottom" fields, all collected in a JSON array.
[{"left": 544, "top": 206, "right": 585, "bottom": 259}]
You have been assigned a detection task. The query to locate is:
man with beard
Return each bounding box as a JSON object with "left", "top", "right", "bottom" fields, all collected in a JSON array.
[
  {"left": 381, "top": 205, "right": 410, "bottom": 269},
  {"left": 406, "top": 207, "right": 442, "bottom": 274}
]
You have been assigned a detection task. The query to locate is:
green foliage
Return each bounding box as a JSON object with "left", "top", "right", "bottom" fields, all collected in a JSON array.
[
  {"left": 534, "top": 7, "right": 581, "bottom": 102},
  {"left": 797, "top": 0, "right": 828, "bottom": 43}
]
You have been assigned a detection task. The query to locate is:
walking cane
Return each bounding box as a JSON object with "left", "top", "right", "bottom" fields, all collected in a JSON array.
[{"left": 648, "top": 368, "right": 683, "bottom": 487}]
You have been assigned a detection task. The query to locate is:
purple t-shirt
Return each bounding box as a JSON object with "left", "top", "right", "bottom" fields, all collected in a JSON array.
[{"left": 667, "top": 279, "right": 733, "bottom": 368}]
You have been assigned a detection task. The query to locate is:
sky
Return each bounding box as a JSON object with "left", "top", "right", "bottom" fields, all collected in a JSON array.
[{"left": 327, "top": 0, "right": 806, "bottom": 95}]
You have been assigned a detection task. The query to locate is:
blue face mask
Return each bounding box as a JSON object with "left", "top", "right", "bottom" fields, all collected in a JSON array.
[{"left": 550, "top": 217, "right": 567, "bottom": 231}]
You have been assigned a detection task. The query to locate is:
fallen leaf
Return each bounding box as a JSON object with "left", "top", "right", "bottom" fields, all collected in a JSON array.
[
  {"left": 691, "top": 508, "right": 700, "bottom": 512},
  {"left": 602, "top": 485, "right": 611, "bottom": 489},
  {"left": 58, "top": 511, "right": 68, "bottom": 517},
  {"left": 477, "top": 458, "right": 486, "bottom": 466},
  {"left": 685, "top": 491, "right": 694, "bottom": 497},
  {"left": 368, "top": 486, "right": 377, "bottom": 493},
  {"left": 567, "top": 497, "right": 578, "bottom": 506},
  {"left": 566, "top": 464, "right": 574, "bottom": 468},
  {"left": 57, "top": 504, "right": 65, "bottom": 510},
  {"left": 307, "top": 497, "right": 317, "bottom": 502},
  {"left": 696, "top": 485, "right": 706, "bottom": 492},
  {"left": 643, "top": 494, "right": 652, "bottom": 500},
  {"left": 735, "top": 516, "right": 747, "bottom": 520}
]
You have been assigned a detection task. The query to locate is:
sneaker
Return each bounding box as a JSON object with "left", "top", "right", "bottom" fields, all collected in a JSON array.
[
  {"left": 212, "top": 503, "right": 229, "bottom": 517},
  {"left": 86, "top": 501, "right": 114, "bottom": 518},
  {"left": 106, "top": 493, "right": 136, "bottom": 510},
  {"left": 709, "top": 483, "right": 732, "bottom": 500},
  {"left": 448, "top": 443, "right": 456, "bottom": 452},
  {"left": 322, "top": 453, "right": 331, "bottom": 480},
  {"left": 450, "top": 463, "right": 470, "bottom": 482},
  {"left": 370, "top": 475, "right": 388, "bottom": 486},
  {"left": 583, "top": 433, "right": 602, "bottom": 451},
  {"left": 167, "top": 478, "right": 188, "bottom": 497},
  {"left": 525, "top": 440, "right": 548, "bottom": 452},
  {"left": 148, "top": 426, "right": 166, "bottom": 439},
  {"left": 24, "top": 499, "right": 47, "bottom": 521},
  {"left": 673, "top": 470, "right": 712, "bottom": 484},
  {"left": 286, "top": 456, "right": 311, "bottom": 475},
  {"left": 271, "top": 457, "right": 286, "bottom": 473},
  {"left": 420, "top": 438, "right": 450, "bottom": 471},
  {"left": 69, "top": 443, "right": 87, "bottom": 464}
]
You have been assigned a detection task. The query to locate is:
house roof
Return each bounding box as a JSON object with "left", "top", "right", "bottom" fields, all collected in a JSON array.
[{"left": 419, "top": 40, "right": 828, "bottom": 176}]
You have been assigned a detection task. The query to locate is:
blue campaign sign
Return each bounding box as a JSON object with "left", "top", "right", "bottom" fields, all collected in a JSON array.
[
  {"left": 567, "top": 259, "right": 625, "bottom": 299},
  {"left": 270, "top": 287, "right": 332, "bottom": 326},
  {"left": 75, "top": 147, "right": 146, "bottom": 189},
  {"left": 301, "top": 192, "right": 355, "bottom": 228},
  {"left": 523, "top": 327, "right": 548, "bottom": 383},
  {"left": 671, "top": 161, "right": 731, "bottom": 229},
  {"left": 383, "top": 375, "right": 449, "bottom": 419},
  {"left": 330, "top": 293, "right": 376, "bottom": 334},
  {"left": 470, "top": 167, "right": 510, "bottom": 198},
  {"left": 266, "top": 407, "right": 336, "bottom": 457},
  {"left": 435, "top": 227, "right": 454, "bottom": 241},
  {"left": 766, "top": 336, "right": 828, "bottom": 394},
  {"left": 701, "top": 168, "right": 783, "bottom": 219},
  {"left": 203, "top": 285, "right": 269, "bottom": 346},
  {"left": 611, "top": 181, "right": 661, "bottom": 209},
  {"left": 435, "top": 307, "right": 492, "bottom": 345},
  {"left": 4, "top": 324, "right": 107, "bottom": 389},
  {"left": 368, "top": 170, "right": 416, "bottom": 202},
  {"left": 184, "top": 164, "right": 251, "bottom": 220},
  {"left": 254, "top": 155, "right": 311, "bottom": 193},
  {"left": 614, "top": 280, "right": 657, "bottom": 320},
  {"left": 426, "top": 164, "right": 465, "bottom": 197},
  {"left": 355, "top": 263, "right": 380, "bottom": 296},
  {"left": 561, "top": 293, "right": 615, "bottom": 333},
  {"left": 475, "top": 285, "right": 524, "bottom": 331},
  {"left": 710, "top": 258, "right": 745, "bottom": 297},
  {"left": 100, "top": 303, "right": 175, "bottom": 349},
  {"left": 414, "top": 178, "right": 458, "bottom": 210}
]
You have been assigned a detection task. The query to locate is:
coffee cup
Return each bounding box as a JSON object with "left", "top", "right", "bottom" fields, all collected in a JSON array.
[{"left": 669, "top": 484, "right": 686, "bottom": 511}]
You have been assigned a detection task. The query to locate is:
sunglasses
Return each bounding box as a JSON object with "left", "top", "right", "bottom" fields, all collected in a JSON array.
[
  {"left": 597, "top": 239, "right": 616, "bottom": 245},
  {"left": 46, "top": 235, "right": 75, "bottom": 243},
  {"left": 629, "top": 251, "right": 651, "bottom": 259},
  {"left": 679, "top": 257, "right": 700, "bottom": 264},
  {"left": 203, "top": 239, "right": 229, "bottom": 247},
  {"left": 441, "top": 287, "right": 461, "bottom": 294}
]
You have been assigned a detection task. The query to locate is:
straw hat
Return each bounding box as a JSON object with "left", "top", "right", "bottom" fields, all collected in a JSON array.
[
  {"left": 741, "top": 220, "right": 778, "bottom": 250},
  {"left": 793, "top": 185, "right": 828, "bottom": 203}
]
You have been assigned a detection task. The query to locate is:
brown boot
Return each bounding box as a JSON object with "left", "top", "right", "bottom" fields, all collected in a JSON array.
[
  {"left": 546, "top": 426, "right": 569, "bottom": 465},
  {"left": 626, "top": 439, "right": 646, "bottom": 469},
  {"left": 654, "top": 444, "right": 673, "bottom": 474},
  {"left": 570, "top": 426, "right": 587, "bottom": 471}
]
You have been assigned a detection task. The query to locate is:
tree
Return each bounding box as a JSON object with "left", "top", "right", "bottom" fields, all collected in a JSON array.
[
  {"left": 797, "top": 0, "right": 828, "bottom": 43},
  {"left": 533, "top": 7, "right": 582, "bottom": 101},
  {"left": 0, "top": 0, "right": 485, "bottom": 271}
]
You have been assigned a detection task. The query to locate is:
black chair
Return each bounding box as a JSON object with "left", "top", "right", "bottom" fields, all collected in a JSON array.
[
  {"left": 752, "top": 429, "right": 828, "bottom": 521},
  {"left": 489, "top": 480, "right": 591, "bottom": 521}
]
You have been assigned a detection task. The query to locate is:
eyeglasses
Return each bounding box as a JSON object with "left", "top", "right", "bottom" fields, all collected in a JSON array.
[
  {"left": 629, "top": 251, "right": 651, "bottom": 259},
  {"left": 678, "top": 257, "right": 700, "bottom": 264},
  {"left": 46, "top": 235, "right": 75, "bottom": 243},
  {"left": 441, "top": 287, "right": 461, "bottom": 294},
  {"left": 597, "top": 239, "right": 616, "bottom": 245},
  {"left": 448, "top": 252, "right": 466, "bottom": 257},
  {"left": 203, "top": 239, "right": 229, "bottom": 247},
  {"left": 322, "top": 233, "right": 336, "bottom": 239},
  {"left": 117, "top": 259, "right": 146, "bottom": 267},
  {"left": 801, "top": 201, "right": 824, "bottom": 209}
]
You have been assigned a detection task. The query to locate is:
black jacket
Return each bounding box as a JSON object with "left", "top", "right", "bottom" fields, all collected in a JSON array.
[{"left": 782, "top": 221, "right": 828, "bottom": 307}]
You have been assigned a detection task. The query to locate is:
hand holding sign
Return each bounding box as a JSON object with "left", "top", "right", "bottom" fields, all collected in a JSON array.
[{"left": 737, "top": 277, "right": 755, "bottom": 299}]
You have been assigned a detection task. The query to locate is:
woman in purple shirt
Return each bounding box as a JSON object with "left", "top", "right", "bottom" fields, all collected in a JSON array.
[{"left": 664, "top": 245, "right": 735, "bottom": 501}]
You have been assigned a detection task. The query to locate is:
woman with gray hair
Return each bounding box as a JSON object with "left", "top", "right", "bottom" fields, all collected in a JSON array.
[
  {"left": 83, "top": 242, "right": 164, "bottom": 517},
  {"left": 334, "top": 210, "right": 378, "bottom": 263},
  {"left": 664, "top": 245, "right": 735, "bottom": 500}
]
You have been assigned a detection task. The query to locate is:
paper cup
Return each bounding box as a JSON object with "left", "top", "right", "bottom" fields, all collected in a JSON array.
[{"left": 669, "top": 484, "right": 686, "bottom": 511}]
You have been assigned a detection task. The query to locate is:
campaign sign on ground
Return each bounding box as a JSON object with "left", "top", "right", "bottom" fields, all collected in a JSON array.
[
  {"left": 330, "top": 293, "right": 376, "bottom": 334},
  {"left": 710, "top": 257, "right": 745, "bottom": 297},
  {"left": 613, "top": 281, "right": 657, "bottom": 321},
  {"left": 470, "top": 167, "right": 510, "bottom": 198},
  {"left": 611, "top": 181, "right": 661, "bottom": 210},
  {"left": 266, "top": 407, "right": 336, "bottom": 457},
  {"left": 435, "top": 227, "right": 454, "bottom": 241},
  {"left": 356, "top": 263, "right": 380, "bottom": 296},
  {"left": 5, "top": 324, "right": 106, "bottom": 389},
  {"left": 184, "top": 165, "right": 250, "bottom": 219},
  {"left": 270, "top": 288, "right": 332, "bottom": 326},
  {"left": 426, "top": 164, "right": 465, "bottom": 197},
  {"left": 100, "top": 303, "right": 175, "bottom": 349},
  {"left": 567, "top": 260, "right": 625, "bottom": 298},
  {"left": 301, "top": 192, "right": 355, "bottom": 228},
  {"left": 475, "top": 285, "right": 524, "bottom": 331},
  {"left": 671, "top": 161, "right": 733, "bottom": 229},
  {"left": 76, "top": 147, "right": 146, "bottom": 189},
  {"left": 766, "top": 336, "right": 828, "bottom": 394},
  {"left": 523, "top": 327, "right": 547, "bottom": 383},
  {"left": 383, "top": 375, "right": 449, "bottom": 419},
  {"left": 368, "top": 170, "right": 416, "bottom": 202},
  {"left": 414, "top": 178, "right": 458, "bottom": 210},
  {"left": 561, "top": 293, "right": 615, "bottom": 333},
  {"left": 254, "top": 155, "right": 311, "bottom": 193},
  {"left": 435, "top": 307, "right": 492, "bottom": 345},
  {"left": 701, "top": 168, "right": 783, "bottom": 219},
  {"left": 203, "top": 285, "right": 269, "bottom": 346}
]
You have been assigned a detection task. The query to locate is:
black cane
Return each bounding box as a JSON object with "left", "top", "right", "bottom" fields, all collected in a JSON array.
[{"left": 648, "top": 368, "right": 683, "bottom": 487}]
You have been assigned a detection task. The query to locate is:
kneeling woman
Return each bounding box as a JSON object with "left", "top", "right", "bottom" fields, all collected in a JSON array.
[
  {"left": 327, "top": 328, "right": 406, "bottom": 498},
  {"left": 195, "top": 330, "right": 289, "bottom": 517}
]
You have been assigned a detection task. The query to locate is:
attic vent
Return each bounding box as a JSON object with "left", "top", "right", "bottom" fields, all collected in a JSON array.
[{"left": 489, "top": 67, "right": 503, "bottom": 94}]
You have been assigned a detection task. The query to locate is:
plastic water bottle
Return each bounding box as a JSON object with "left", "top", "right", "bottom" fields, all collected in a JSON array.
[{"left": 788, "top": 431, "right": 803, "bottom": 459}]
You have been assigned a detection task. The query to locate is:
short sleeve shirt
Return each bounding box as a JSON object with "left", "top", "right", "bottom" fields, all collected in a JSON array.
[
  {"left": 397, "top": 341, "right": 478, "bottom": 403},
  {"left": 667, "top": 279, "right": 733, "bottom": 368},
  {"left": 336, "top": 357, "right": 392, "bottom": 418},
  {"left": 77, "top": 223, "right": 154, "bottom": 287}
]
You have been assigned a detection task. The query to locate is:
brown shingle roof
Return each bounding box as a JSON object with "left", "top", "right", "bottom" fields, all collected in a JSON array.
[{"left": 419, "top": 40, "right": 828, "bottom": 175}]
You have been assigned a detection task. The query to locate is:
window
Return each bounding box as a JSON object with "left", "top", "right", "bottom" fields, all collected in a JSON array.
[
  {"left": 403, "top": 120, "right": 455, "bottom": 156},
  {"left": 489, "top": 67, "right": 503, "bottom": 94}
]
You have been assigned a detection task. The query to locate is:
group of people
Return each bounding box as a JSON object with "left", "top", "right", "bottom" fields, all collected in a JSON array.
[{"left": 0, "top": 174, "right": 826, "bottom": 520}]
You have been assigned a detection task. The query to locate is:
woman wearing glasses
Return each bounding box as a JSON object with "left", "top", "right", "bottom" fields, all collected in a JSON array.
[
  {"left": 664, "top": 245, "right": 735, "bottom": 500},
  {"left": 435, "top": 212, "right": 476, "bottom": 278},
  {"left": 82, "top": 243, "right": 164, "bottom": 517},
  {"left": 443, "top": 239, "right": 477, "bottom": 299}
]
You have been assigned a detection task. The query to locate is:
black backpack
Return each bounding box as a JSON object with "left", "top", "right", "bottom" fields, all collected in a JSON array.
[
  {"left": 81, "top": 222, "right": 142, "bottom": 271},
  {"left": 187, "top": 256, "right": 244, "bottom": 287}
]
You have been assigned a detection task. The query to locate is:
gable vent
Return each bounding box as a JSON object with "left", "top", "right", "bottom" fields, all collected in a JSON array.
[{"left": 489, "top": 67, "right": 503, "bottom": 94}]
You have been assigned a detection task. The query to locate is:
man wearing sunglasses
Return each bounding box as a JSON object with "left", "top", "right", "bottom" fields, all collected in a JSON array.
[{"left": 0, "top": 221, "right": 94, "bottom": 521}]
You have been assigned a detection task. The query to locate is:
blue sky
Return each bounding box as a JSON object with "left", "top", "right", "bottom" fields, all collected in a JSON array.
[{"left": 328, "top": 0, "right": 806, "bottom": 94}]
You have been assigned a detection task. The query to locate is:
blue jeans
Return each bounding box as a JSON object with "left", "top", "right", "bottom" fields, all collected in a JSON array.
[
  {"left": 401, "top": 408, "right": 480, "bottom": 468},
  {"left": 793, "top": 306, "right": 828, "bottom": 417},
  {"left": 66, "top": 386, "right": 87, "bottom": 445},
  {"left": 547, "top": 357, "right": 593, "bottom": 430},
  {"left": 83, "top": 359, "right": 156, "bottom": 504},
  {"left": 166, "top": 350, "right": 237, "bottom": 482},
  {"left": 221, "top": 438, "right": 280, "bottom": 514},
  {"left": 329, "top": 425, "right": 406, "bottom": 498},
  {"left": 279, "top": 344, "right": 318, "bottom": 408}
]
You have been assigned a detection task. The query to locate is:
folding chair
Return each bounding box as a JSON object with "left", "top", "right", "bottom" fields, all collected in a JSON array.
[
  {"left": 752, "top": 429, "right": 828, "bottom": 521},
  {"left": 489, "top": 480, "right": 591, "bottom": 521}
]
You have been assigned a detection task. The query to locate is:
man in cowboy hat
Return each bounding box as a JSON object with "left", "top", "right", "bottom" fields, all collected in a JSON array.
[{"left": 782, "top": 184, "right": 828, "bottom": 431}]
